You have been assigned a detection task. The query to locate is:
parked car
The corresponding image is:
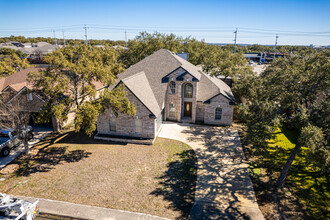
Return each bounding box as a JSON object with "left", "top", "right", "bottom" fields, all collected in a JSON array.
[
  {"left": 0, "top": 126, "right": 34, "bottom": 157},
  {"left": 0, "top": 129, "right": 13, "bottom": 137}
]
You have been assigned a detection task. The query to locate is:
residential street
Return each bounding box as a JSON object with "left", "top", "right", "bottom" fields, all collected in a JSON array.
[{"left": 158, "top": 122, "right": 265, "bottom": 220}]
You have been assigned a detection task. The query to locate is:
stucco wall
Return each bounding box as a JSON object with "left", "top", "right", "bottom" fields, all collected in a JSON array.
[
  {"left": 97, "top": 87, "right": 155, "bottom": 139},
  {"left": 204, "top": 94, "right": 233, "bottom": 126}
]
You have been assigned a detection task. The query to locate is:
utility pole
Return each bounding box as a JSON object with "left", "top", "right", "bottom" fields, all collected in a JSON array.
[
  {"left": 274, "top": 35, "right": 279, "bottom": 60},
  {"left": 62, "top": 30, "right": 66, "bottom": 47},
  {"left": 233, "top": 28, "right": 238, "bottom": 54},
  {"left": 125, "top": 30, "right": 127, "bottom": 47},
  {"left": 53, "top": 30, "right": 58, "bottom": 49},
  {"left": 84, "top": 25, "right": 88, "bottom": 45}
]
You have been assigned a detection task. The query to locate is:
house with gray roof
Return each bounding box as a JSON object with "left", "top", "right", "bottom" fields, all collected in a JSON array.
[{"left": 96, "top": 49, "right": 235, "bottom": 143}]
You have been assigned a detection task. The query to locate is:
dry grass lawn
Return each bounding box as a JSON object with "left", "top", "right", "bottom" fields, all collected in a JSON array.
[{"left": 0, "top": 132, "right": 197, "bottom": 220}]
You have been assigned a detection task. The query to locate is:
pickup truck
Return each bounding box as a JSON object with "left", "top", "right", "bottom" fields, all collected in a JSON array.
[{"left": 0, "top": 127, "right": 33, "bottom": 157}]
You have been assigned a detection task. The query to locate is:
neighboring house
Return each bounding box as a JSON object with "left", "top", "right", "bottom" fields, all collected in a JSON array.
[
  {"left": 96, "top": 49, "right": 235, "bottom": 143},
  {"left": 0, "top": 67, "right": 50, "bottom": 126},
  {"left": 0, "top": 67, "right": 107, "bottom": 131},
  {"left": 0, "top": 42, "right": 59, "bottom": 57}
]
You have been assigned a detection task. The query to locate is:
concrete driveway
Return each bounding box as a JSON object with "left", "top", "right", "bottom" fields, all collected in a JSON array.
[{"left": 158, "top": 122, "right": 264, "bottom": 220}]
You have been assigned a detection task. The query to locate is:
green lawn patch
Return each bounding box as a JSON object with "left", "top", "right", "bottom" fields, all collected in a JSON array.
[{"left": 238, "top": 124, "right": 329, "bottom": 219}]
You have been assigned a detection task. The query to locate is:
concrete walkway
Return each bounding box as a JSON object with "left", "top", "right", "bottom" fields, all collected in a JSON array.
[
  {"left": 14, "top": 195, "right": 169, "bottom": 220},
  {"left": 0, "top": 130, "right": 52, "bottom": 170},
  {"left": 158, "top": 122, "right": 264, "bottom": 220}
]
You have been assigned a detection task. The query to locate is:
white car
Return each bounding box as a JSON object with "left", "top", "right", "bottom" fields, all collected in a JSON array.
[{"left": 0, "top": 127, "right": 34, "bottom": 157}]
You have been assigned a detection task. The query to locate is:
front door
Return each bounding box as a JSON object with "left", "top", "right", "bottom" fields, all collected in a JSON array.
[{"left": 184, "top": 102, "right": 192, "bottom": 117}]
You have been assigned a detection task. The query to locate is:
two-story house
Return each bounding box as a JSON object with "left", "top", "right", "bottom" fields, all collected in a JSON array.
[{"left": 96, "top": 49, "right": 235, "bottom": 143}]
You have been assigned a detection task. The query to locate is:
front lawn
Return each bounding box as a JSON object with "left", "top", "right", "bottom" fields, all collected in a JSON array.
[
  {"left": 236, "top": 124, "right": 329, "bottom": 219},
  {"left": 0, "top": 132, "right": 197, "bottom": 220}
]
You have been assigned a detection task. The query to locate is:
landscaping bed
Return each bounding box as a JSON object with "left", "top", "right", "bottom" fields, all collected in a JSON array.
[{"left": 0, "top": 132, "right": 197, "bottom": 219}]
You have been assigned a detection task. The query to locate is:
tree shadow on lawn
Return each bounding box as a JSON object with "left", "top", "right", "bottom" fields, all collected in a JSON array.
[
  {"left": 151, "top": 149, "right": 198, "bottom": 220},
  {"left": 14, "top": 141, "right": 91, "bottom": 177},
  {"left": 181, "top": 125, "right": 258, "bottom": 220},
  {"left": 154, "top": 124, "right": 258, "bottom": 219}
]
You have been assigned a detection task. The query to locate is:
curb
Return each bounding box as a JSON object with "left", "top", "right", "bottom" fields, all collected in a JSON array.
[{"left": 13, "top": 195, "right": 170, "bottom": 220}]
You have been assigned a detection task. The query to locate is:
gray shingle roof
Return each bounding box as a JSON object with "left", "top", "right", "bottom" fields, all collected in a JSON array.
[
  {"left": 172, "top": 53, "right": 202, "bottom": 80},
  {"left": 115, "top": 49, "right": 235, "bottom": 113},
  {"left": 117, "top": 49, "right": 181, "bottom": 108},
  {"left": 121, "top": 71, "right": 161, "bottom": 116}
]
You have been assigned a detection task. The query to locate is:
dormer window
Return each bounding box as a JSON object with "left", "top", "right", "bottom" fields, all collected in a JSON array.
[{"left": 169, "top": 81, "right": 176, "bottom": 94}]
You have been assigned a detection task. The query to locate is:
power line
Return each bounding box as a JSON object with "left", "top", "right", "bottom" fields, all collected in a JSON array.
[{"left": 1, "top": 24, "right": 329, "bottom": 36}]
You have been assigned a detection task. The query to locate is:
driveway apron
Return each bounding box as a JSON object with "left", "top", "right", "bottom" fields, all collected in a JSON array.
[{"left": 158, "top": 122, "right": 264, "bottom": 220}]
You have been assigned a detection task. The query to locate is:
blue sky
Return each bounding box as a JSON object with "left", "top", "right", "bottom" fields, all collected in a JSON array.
[{"left": 0, "top": 0, "right": 329, "bottom": 45}]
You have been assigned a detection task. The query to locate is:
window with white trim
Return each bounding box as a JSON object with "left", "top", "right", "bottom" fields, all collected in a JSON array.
[
  {"left": 135, "top": 118, "right": 142, "bottom": 134},
  {"left": 215, "top": 108, "right": 222, "bottom": 120},
  {"left": 169, "top": 81, "right": 176, "bottom": 94},
  {"left": 184, "top": 83, "right": 193, "bottom": 98},
  {"left": 109, "top": 118, "right": 116, "bottom": 131},
  {"left": 169, "top": 104, "right": 175, "bottom": 117}
]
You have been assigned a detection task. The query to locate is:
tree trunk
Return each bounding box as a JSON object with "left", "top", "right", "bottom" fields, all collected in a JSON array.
[
  {"left": 23, "top": 135, "right": 29, "bottom": 154},
  {"left": 276, "top": 143, "right": 301, "bottom": 188}
]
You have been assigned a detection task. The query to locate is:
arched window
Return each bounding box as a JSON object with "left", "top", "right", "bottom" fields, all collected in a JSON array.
[
  {"left": 215, "top": 108, "right": 222, "bottom": 120},
  {"left": 169, "top": 81, "right": 176, "bottom": 94},
  {"left": 184, "top": 83, "right": 193, "bottom": 98}
]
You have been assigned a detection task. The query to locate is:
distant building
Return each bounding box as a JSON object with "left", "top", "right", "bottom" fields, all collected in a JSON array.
[
  {"left": 244, "top": 52, "right": 286, "bottom": 63},
  {"left": 0, "top": 42, "right": 60, "bottom": 57}
]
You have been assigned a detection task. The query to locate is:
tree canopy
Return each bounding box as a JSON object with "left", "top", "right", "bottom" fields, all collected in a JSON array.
[
  {"left": 0, "top": 48, "right": 29, "bottom": 77},
  {"left": 238, "top": 51, "right": 330, "bottom": 187},
  {"left": 28, "top": 45, "right": 135, "bottom": 136}
]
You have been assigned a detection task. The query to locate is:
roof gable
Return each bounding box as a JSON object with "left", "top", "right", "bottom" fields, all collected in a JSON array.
[
  {"left": 121, "top": 71, "right": 161, "bottom": 116},
  {"left": 0, "top": 67, "right": 43, "bottom": 92},
  {"left": 161, "top": 66, "right": 199, "bottom": 83}
]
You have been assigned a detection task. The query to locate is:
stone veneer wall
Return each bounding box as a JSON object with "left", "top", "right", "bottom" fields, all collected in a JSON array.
[
  {"left": 203, "top": 94, "right": 233, "bottom": 126},
  {"left": 196, "top": 101, "right": 204, "bottom": 122},
  {"left": 97, "top": 87, "right": 156, "bottom": 139},
  {"left": 165, "top": 68, "right": 197, "bottom": 123}
]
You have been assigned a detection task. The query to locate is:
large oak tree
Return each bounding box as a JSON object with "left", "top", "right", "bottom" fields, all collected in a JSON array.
[
  {"left": 238, "top": 51, "right": 330, "bottom": 187},
  {"left": 29, "top": 45, "right": 135, "bottom": 136}
]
